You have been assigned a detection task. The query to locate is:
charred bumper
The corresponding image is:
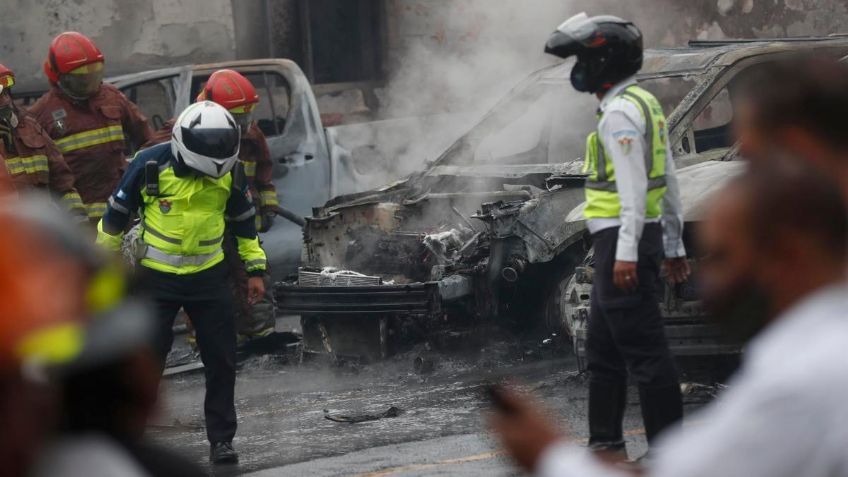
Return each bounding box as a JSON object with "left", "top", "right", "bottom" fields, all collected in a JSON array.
[
  {"left": 275, "top": 274, "right": 473, "bottom": 316},
  {"left": 276, "top": 282, "right": 441, "bottom": 315}
]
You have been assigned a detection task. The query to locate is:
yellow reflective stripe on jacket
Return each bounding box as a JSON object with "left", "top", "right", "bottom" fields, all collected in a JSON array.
[
  {"left": 84, "top": 201, "right": 108, "bottom": 219},
  {"left": 61, "top": 192, "right": 85, "bottom": 214},
  {"left": 260, "top": 190, "right": 279, "bottom": 207},
  {"left": 5, "top": 155, "right": 49, "bottom": 175},
  {"left": 61, "top": 191, "right": 84, "bottom": 206},
  {"left": 55, "top": 125, "right": 125, "bottom": 154},
  {"left": 243, "top": 161, "right": 257, "bottom": 178}
]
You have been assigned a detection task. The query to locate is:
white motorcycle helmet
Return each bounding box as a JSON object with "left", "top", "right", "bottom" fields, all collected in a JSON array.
[{"left": 171, "top": 101, "right": 240, "bottom": 178}]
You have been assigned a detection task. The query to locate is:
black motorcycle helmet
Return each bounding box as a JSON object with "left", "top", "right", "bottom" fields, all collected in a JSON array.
[{"left": 545, "top": 13, "right": 643, "bottom": 94}]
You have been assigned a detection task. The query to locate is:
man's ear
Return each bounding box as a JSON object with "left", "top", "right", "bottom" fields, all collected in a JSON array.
[
  {"left": 760, "top": 227, "right": 806, "bottom": 279},
  {"left": 781, "top": 127, "right": 838, "bottom": 173}
]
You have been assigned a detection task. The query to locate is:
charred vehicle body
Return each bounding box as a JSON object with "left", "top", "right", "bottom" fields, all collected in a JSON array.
[{"left": 277, "top": 37, "right": 848, "bottom": 364}]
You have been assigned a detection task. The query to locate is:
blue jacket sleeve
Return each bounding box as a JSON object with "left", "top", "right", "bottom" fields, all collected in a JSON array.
[{"left": 100, "top": 157, "right": 145, "bottom": 235}]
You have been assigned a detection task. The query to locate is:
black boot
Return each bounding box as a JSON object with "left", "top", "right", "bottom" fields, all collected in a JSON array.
[
  {"left": 210, "top": 441, "right": 239, "bottom": 465},
  {"left": 638, "top": 383, "right": 683, "bottom": 445},
  {"left": 588, "top": 378, "right": 628, "bottom": 453}
]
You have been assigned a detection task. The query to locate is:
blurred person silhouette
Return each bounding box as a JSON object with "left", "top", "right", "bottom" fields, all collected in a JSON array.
[
  {"left": 733, "top": 55, "right": 848, "bottom": 200},
  {"left": 0, "top": 197, "right": 90, "bottom": 477},
  {"left": 0, "top": 197, "right": 206, "bottom": 477},
  {"left": 491, "top": 157, "right": 848, "bottom": 477}
]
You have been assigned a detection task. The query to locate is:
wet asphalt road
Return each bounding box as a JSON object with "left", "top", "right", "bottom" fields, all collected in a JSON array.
[{"left": 150, "top": 324, "right": 714, "bottom": 476}]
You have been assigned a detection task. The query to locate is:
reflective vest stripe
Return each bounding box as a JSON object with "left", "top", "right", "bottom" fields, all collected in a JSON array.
[
  {"left": 142, "top": 219, "right": 182, "bottom": 245},
  {"left": 107, "top": 196, "right": 130, "bottom": 214},
  {"left": 198, "top": 233, "right": 225, "bottom": 247},
  {"left": 245, "top": 259, "right": 267, "bottom": 270},
  {"left": 55, "top": 125, "right": 125, "bottom": 154},
  {"left": 227, "top": 207, "right": 256, "bottom": 222},
  {"left": 586, "top": 176, "right": 668, "bottom": 192},
  {"left": 243, "top": 161, "right": 257, "bottom": 177},
  {"left": 143, "top": 219, "right": 229, "bottom": 247},
  {"left": 144, "top": 246, "right": 223, "bottom": 268},
  {"left": 5, "top": 155, "right": 49, "bottom": 175},
  {"left": 84, "top": 202, "right": 108, "bottom": 218}
]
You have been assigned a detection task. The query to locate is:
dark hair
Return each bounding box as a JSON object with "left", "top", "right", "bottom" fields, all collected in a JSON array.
[
  {"left": 733, "top": 156, "right": 847, "bottom": 260},
  {"left": 736, "top": 54, "right": 848, "bottom": 151}
]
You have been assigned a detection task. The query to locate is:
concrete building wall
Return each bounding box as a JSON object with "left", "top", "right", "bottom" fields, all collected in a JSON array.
[{"left": 3, "top": 0, "right": 236, "bottom": 88}]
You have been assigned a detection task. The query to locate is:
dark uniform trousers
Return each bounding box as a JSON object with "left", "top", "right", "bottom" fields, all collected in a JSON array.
[
  {"left": 586, "top": 223, "right": 683, "bottom": 448},
  {"left": 144, "top": 262, "right": 237, "bottom": 444}
]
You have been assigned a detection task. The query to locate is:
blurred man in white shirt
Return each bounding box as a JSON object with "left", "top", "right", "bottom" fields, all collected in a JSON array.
[{"left": 491, "top": 157, "right": 848, "bottom": 477}]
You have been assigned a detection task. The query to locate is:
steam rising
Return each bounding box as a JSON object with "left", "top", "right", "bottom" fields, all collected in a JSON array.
[{"left": 338, "top": 0, "right": 699, "bottom": 187}]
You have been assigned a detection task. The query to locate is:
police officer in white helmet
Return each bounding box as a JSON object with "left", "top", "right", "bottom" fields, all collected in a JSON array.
[{"left": 97, "top": 101, "right": 268, "bottom": 464}]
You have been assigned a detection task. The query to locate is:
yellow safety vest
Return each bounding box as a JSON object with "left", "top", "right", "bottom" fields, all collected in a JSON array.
[
  {"left": 136, "top": 165, "right": 232, "bottom": 274},
  {"left": 583, "top": 85, "right": 668, "bottom": 219}
]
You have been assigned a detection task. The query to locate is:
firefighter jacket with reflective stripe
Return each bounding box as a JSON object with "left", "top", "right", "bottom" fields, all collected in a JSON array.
[
  {"left": 144, "top": 119, "right": 279, "bottom": 211},
  {"left": 583, "top": 85, "right": 668, "bottom": 220},
  {"left": 29, "top": 84, "right": 152, "bottom": 219},
  {"left": 0, "top": 112, "right": 84, "bottom": 215},
  {"left": 96, "top": 143, "right": 267, "bottom": 276}
]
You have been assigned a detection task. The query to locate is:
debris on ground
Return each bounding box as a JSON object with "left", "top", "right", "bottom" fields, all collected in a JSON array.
[
  {"left": 323, "top": 406, "right": 403, "bottom": 424},
  {"left": 681, "top": 382, "right": 729, "bottom": 403}
]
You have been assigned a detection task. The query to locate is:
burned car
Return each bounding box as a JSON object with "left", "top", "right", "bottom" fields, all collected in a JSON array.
[{"left": 277, "top": 37, "right": 848, "bottom": 364}]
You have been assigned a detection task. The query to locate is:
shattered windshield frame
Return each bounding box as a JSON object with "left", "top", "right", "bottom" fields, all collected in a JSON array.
[{"left": 428, "top": 62, "right": 718, "bottom": 171}]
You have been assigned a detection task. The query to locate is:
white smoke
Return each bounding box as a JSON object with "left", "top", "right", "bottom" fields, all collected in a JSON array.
[{"left": 336, "top": 0, "right": 701, "bottom": 187}]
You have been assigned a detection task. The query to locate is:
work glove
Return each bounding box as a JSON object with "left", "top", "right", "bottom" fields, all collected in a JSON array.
[{"left": 257, "top": 208, "right": 275, "bottom": 233}]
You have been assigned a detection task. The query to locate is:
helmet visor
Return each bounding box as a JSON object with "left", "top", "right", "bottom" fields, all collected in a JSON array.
[
  {"left": 0, "top": 74, "right": 14, "bottom": 96},
  {"left": 231, "top": 111, "right": 253, "bottom": 133},
  {"left": 180, "top": 126, "right": 240, "bottom": 159},
  {"left": 59, "top": 63, "right": 104, "bottom": 99},
  {"left": 556, "top": 13, "right": 597, "bottom": 42}
]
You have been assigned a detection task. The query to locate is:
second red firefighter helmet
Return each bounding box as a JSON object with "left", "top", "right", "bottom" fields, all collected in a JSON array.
[
  {"left": 44, "top": 32, "right": 105, "bottom": 100},
  {"left": 197, "top": 69, "right": 259, "bottom": 131},
  {"left": 197, "top": 69, "right": 259, "bottom": 110}
]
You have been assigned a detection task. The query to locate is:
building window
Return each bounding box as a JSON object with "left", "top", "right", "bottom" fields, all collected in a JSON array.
[{"left": 299, "top": 0, "right": 385, "bottom": 84}]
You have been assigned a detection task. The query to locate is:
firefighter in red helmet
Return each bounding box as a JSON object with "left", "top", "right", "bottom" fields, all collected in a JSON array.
[
  {"left": 29, "top": 32, "right": 152, "bottom": 222},
  {"left": 0, "top": 63, "right": 85, "bottom": 217}
]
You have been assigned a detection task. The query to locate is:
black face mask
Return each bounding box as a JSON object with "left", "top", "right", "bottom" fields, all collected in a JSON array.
[
  {"left": 570, "top": 60, "right": 595, "bottom": 93},
  {"left": 0, "top": 93, "right": 16, "bottom": 128},
  {"left": 703, "top": 278, "right": 773, "bottom": 344}
]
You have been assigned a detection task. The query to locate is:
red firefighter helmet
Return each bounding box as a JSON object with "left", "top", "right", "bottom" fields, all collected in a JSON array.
[
  {"left": 43, "top": 32, "right": 105, "bottom": 84},
  {"left": 196, "top": 69, "right": 259, "bottom": 112},
  {"left": 0, "top": 64, "right": 15, "bottom": 93}
]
